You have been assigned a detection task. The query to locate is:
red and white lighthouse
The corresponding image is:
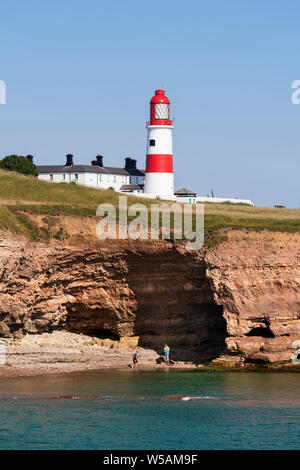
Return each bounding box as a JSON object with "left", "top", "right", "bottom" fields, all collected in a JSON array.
[{"left": 144, "top": 89, "right": 174, "bottom": 196}]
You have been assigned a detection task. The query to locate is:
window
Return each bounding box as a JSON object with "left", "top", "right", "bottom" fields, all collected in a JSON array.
[
  {"left": 50, "top": 174, "right": 53, "bottom": 181},
  {"left": 113, "top": 175, "right": 117, "bottom": 182},
  {"left": 74, "top": 174, "right": 78, "bottom": 180},
  {"left": 149, "top": 139, "right": 155, "bottom": 146},
  {"left": 136, "top": 177, "right": 138, "bottom": 183},
  {"left": 155, "top": 103, "right": 169, "bottom": 120},
  {"left": 107, "top": 175, "right": 110, "bottom": 182},
  {"left": 99, "top": 174, "right": 102, "bottom": 182},
  {"left": 62, "top": 174, "right": 65, "bottom": 180}
]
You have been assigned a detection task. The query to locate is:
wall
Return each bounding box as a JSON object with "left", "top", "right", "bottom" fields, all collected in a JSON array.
[
  {"left": 119, "top": 191, "right": 254, "bottom": 205},
  {"left": 38, "top": 172, "right": 144, "bottom": 190}
]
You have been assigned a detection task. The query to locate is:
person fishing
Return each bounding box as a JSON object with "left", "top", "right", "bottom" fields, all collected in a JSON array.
[
  {"left": 164, "top": 344, "right": 170, "bottom": 364},
  {"left": 132, "top": 350, "right": 139, "bottom": 369}
]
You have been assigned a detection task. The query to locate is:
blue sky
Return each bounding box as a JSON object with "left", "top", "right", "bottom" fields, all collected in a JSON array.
[{"left": 0, "top": 0, "right": 299, "bottom": 207}]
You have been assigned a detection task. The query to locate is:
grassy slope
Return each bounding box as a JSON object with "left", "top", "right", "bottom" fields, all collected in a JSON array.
[{"left": 0, "top": 170, "right": 299, "bottom": 241}]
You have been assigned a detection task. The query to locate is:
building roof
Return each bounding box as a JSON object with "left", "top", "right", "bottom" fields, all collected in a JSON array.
[
  {"left": 37, "top": 165, "right": 145, "bottom": 177},
  {"left": 174, "top": 187, "right": 197, "bottom": 196},
  {"left": 120, "top": 184, "right": 144, "bottom": 191}
]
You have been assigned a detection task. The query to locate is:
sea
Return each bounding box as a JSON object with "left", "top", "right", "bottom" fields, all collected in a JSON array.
[{"left": 0, "top": 369, "right": 299, "bottom": 450}]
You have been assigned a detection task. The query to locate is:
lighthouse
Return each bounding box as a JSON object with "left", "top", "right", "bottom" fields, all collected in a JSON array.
[{"left": 144, "top": 89, "right": 174, "bottom": 196}]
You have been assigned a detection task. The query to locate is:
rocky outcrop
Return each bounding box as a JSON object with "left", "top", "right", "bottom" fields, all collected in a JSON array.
[
  {"left": 0, "top": 230, "right": 300, "bottom": 364},
  {"left": 206, "top": 231, "right": 300, "bottom": 363}
]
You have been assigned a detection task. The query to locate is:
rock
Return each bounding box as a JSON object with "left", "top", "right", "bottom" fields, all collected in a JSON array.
[
  {"left": 13, "top": 328, "right": 24, "bottom": 339},
  {"left": 118, "top": 336, "right": 139, "bottom": 350},
  {"left": 102, "top": 339, "right": 114, "bottom": 348},
  {"left": 24, "top": 319, "right": 38, "bottom": 333},
  {"left": 33, "top": 319, "right": 50, "bottom": 330},
  {"left": 0, "top": 321, "right": 10, "bottom": 337}
]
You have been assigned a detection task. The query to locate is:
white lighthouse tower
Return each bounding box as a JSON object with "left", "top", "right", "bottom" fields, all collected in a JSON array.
[{"left": 144, "top": 89, "right": 174, "bottom": 197}]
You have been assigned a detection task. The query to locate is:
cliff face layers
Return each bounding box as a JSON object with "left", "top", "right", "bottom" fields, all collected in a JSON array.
[
  {"left": 206, "top": 231, "right": 300, "bottom": 363},
  {"left": 0, "top": 230, "right": 299, "bottom": 363}
]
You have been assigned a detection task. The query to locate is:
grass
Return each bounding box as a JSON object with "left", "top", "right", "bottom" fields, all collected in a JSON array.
[
  {"left": 0, "top": 170, "right": 161, "bottom": 209},
  {"left": 0, "top": 170, "right": 299, "bottom": 242}
]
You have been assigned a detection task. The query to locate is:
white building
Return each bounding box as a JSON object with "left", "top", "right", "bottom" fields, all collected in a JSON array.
[{"left": 37, "top": 154, "right": 145, "bottom": 192}]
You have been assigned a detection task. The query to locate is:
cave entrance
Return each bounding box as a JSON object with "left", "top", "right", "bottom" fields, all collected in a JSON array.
[
  {"left": 127, "top": 251, "right": 228, "bottom": 364},
  {"left": 82, "top": 328, "right": 120, "bottom": 341},
  {"left": 133, "top": 300, "right": 227, "bottom": 363},
  {"left": 64, "top": 306, "right": 120, "bottom": 341},
  {"left": 246, "top": 326, "right": 275, "bottom": 338}
]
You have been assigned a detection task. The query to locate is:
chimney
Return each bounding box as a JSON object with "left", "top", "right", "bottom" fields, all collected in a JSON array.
[
  {"left": 125, "top": 157, "right": 130, "bottom": 169},
  {"left": 125, "top": 158, "right": 137, "bottom": 170},
  {"left": 26, "top": 155, "right": 33, "bottom": 163},
  {"left": 91, "top": 160, "right": 98, "bottom": 166},
  {"left": 65, "top": 154, "right": 74, "bottom": 166},
  {"left": 125, "top": 157, "right": 136, "bottom": 170},
  {"left": 96, "top": 154, "right": 103, "bottom": 167}
]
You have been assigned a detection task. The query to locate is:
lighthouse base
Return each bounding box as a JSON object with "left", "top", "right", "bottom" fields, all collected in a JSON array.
[{"left": 144, "top": 172, "right": 174, "bottom": 197}]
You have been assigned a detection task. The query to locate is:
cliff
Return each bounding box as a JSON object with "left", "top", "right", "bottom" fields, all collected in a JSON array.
[{"left": 0, "top": 229, "right": 300, "bottom": 364}]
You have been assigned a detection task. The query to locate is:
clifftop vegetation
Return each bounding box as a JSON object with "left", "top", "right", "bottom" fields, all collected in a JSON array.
[{"left": 0, "top": 155, "right": 38, "bottom": 177}]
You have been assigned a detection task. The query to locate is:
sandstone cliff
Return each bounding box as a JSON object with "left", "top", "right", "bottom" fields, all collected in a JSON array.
[{"left": 0, "top": 229, "right": 299, "bottom": 364}]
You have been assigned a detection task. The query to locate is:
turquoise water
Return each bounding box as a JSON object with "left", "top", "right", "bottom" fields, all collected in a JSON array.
[{"left": 0, "top": 369, "right": 299, "bottom": 449}]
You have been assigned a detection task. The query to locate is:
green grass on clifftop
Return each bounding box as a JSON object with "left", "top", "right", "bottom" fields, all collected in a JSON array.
[{"left": 0, "top": 170, "right": 299, "bottom": 241}]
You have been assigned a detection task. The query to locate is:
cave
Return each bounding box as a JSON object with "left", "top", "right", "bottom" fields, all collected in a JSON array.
[
  {"left": 244, "top": 357, "right": 267, "bottom": 365},
  {"left": 83, "top": 328, "right": 120, "bottom": 341},
  {"left": 127, "top": 251, "right": 228, "bottom": 363},
  {"left": 65, "top": 306, "right": 121, "bottom": 340},
  {"left": 246, "top": 327, "right": 275, "bottom": 338}
]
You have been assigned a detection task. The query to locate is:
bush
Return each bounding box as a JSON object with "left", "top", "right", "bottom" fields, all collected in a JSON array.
[{"left": 0, "top": 155, "right": 38, "bottom": 176}]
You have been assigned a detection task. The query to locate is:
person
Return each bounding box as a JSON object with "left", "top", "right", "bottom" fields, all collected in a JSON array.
[
  {"left": 132, "top": 350, "right": 139, "bottom": 369},
  {"left": 164, "top": 344, "right": 170, "bottom": 364}
]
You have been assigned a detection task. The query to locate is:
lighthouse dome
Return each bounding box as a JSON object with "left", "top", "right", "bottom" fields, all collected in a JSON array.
[
  {"left": 150, "top": 89, "right": 170, "bottom": 104},
  {"left": 149, "top": 89, "right": 172, "bottom": 124}
]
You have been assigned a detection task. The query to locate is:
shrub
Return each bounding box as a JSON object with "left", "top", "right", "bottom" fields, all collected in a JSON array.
[{"left": 0, "top": 155, "right": 38, "bottom": 176}]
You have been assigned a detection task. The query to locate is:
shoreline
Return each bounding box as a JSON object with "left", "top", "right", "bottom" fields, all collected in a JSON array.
[
  {"left": 1, "top": 353, "right": 300, "bottom": 379},
  {"left": 1, "top": 362, "right": 300, "bottom": 379},
  {"left": 1, "top": 331, "right": 299, "bottom": 378},
  {"left": 0, "top": 355, "right": 197, "bottom": 378}
]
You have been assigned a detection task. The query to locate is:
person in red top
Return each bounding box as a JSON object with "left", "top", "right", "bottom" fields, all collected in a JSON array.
[{"left": 132, "top": 350, "right": 139, "bottom": 369}]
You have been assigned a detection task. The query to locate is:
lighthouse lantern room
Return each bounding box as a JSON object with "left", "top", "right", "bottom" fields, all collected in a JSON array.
[{"left": 144, "top": 89, "right": 174, "bottom": 196}]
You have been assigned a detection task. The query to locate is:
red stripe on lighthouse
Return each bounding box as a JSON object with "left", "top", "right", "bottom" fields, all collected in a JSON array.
[{"left": 146, "top": 154, "right": 173, "bottom": 173}]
